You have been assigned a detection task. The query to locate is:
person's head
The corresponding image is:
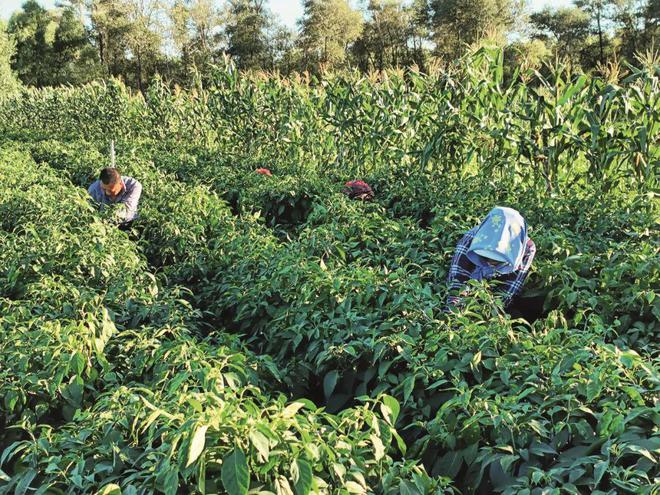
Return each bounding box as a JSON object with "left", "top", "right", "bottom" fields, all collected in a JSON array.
[
  {"left": 343, "top": 180, "right": 374, "bottom": 201},
  {"left": 467, "top": 206, "right": 528, "bottom": 274},
  {"left": 99, "top": 168, "right": 123, "bottom": 198},
  {"left": 484, "top": 257, "right": 502, "bottom": 267}
]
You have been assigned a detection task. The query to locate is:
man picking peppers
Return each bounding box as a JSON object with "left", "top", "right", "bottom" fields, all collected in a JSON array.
[{"left": 88, "top": 167, "right": 142, "bottom": 228}]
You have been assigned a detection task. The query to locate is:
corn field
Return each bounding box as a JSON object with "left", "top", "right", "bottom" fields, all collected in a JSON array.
[{"left": 1, "top": 48, "right": 657, "bottom": 190}]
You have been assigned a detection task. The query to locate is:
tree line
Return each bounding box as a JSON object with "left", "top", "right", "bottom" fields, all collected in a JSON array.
[{"left": 0, "top": 0, "right": 658, "bottom": 93}]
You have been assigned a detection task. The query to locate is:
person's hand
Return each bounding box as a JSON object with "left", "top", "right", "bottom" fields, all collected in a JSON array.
[{"left": 111, "top": 205, "right": 128, "bottom": 224}]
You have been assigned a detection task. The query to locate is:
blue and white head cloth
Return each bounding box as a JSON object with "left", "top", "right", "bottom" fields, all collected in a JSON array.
[{"left": 466, "top": 206, "right": 528, "bottom": 281}]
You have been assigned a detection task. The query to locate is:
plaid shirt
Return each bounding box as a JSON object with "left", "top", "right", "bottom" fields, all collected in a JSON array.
[{"left": 447, "top": 227, "right": 536, "bottom": 307}]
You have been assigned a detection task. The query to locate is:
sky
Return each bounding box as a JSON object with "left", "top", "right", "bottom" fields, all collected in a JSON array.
[{"left": 1, "top": 0, "right": 574, "bottom": 26}]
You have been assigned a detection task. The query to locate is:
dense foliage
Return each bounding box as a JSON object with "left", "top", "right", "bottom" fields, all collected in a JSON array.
[{"left": 0, "top": 50, "right": 658, "bottom": 494}]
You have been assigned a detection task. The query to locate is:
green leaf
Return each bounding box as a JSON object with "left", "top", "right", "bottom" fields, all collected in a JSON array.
[
  {"left": 516, "top": 387, "right": 536, "bottom": 401},
  {"left": 625, "top": 444, "right": 657, "bottom": 463},
  {"left": 529, "top": 442, "right": 556, "bottom": 456},
  {"left": 198, "top": 455, "right": 206, "bottom": 494},
  {"left": 345, "top": 481, "right": 366, "bottom": 494},
  {"left": 3, "top": 391, "right": 18, "bottom": 412},
  {"left": 619, "top": 350, "right": 639, "bottom": 368},
  {"left": 70, "top": 351, "right": 86, "bottom": 376},
  {"left": 531, "top": 470, "right": 544, "bottom": 483},
  {"left": 0, "top": 441, "right": 28, "bottom": 467},
  {"left": 186, "top": 424, "right": 208, "bottom": 468},
  {"left": 97, "top": 484, "right": 122, "bottom": 495},
  {"left": 277, "top": 476, "right": 295, "bottom": 495},
  {"left": 291, "top": 458, "right": 313, "bottom": 495},
  {"left": 471, "top": 351, "right": 482, "bottom": 368},
  {"left": 15, "top": 469, "right": 37, "bottom": 495},
  {"left": 323, "top": 370, "right": 339, "bottom": 400},
  {"left": 163, "top": 469, "right": 178, "bottom": 495},
  {"left": 568, "top": 467, "right": 586, "bottom": 484},
  {"left": 400, "top": 480, "right": 422, "bottom": 495},
  {"left": 380, "top": 394, "right": 400, "bottom": 426},
  {"left": 593, "top": 460, "right": 608, "bottom": 484},
  {"left": 559, "top": 75, "right": 588, "bottom": 105},
  {"left": 188, "top": 398, "right": 204, "bottom": 413},
  {"left": 500, "top": 455, "right": 520, "bottom": 473},
  {"left": 402, "top": 374, "right": 415, "bottom": 403},
  {"left": 496, "top": 445, "right": 514, "bottom": 454},
  {"left": 249, "top": 429, "right": 270, "bottom": 463},
  {"left": 432, "top": 450, "right": 462, "bottom": 478},
  {"left": 282, "top": 401, "right": 306, "bottom": 418},
  {"left": 221, "top": 448, "right": 250, "bottom": 495},
  {"left": 586, "top": 371, "right": 602, "bottom": 401},
  {"left": 392, "top": 429, "right": 407, "bottom": 454},
  {"left": 64, "top": 377, "right": 84, "bottom": 407},
  {"left": 489, "top": 459, "right": 515, "bottom": 489},
  {"left": 370, "top": 433, "right": 385, "bottom": 461}
]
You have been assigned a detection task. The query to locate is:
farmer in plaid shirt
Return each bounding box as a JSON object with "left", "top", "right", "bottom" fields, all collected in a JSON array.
[{"left": 447, "top": 206, "right": 536, "bottom": 309}]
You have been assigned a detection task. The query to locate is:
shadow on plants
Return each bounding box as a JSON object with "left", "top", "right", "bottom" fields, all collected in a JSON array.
[
  {"left": 222, "top": 189, "right": 314, "bottom": 228},
  {"left": 261, "top": 194, "right": 314, "bottom": 227},
  {"left": 222, "top": 189, "right": 241, "bottom": 216},
  {"left": 506, "top": 290, "right": 552, "bottom": 323}
]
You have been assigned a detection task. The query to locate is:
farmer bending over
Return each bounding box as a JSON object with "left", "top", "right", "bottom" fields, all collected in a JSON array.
[
  {"left": 88, "top": 167, "right": 142, "bottom": 228},
  {"left": 446, "top": 206, "right": 536, "bottom": 309},
  {"left": 343, "top": 180, "right": 374, "bottom": 201}
]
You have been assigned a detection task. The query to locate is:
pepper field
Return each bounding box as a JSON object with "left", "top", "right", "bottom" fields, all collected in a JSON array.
[{"left": 0, "top": 49, "right": 658, "bottom": 494}]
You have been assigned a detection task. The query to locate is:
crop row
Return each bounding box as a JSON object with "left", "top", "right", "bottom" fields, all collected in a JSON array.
[
  {"left": 0, "top": 148, "right": 452, "bottom": 494},
  {"left": 7, "top": 138, "right": 657, "bottom": 493}
]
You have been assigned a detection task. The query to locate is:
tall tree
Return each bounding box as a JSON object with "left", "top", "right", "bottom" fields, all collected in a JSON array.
[
  {"left": 52, "top": 6, "right": 102, "bottom": 84},
  {"left": 264, "top": 21, "right": 296, "bottom": 72},
  {"left": 56, "top": 0, "right": 87, "bottom": 22},
  {"left": 610, "top": 0, "right": 656, "bottom": 61},
  {"left": 408, "top": 0, "right": 432, "bottom": 70},
  {"left": 429, "top": 0, "right": 523, "bottom": 59},
  {"left": 170, "top": 0, "right": 223, "bottom": 78},
  {"left": 530, "top": 7, "right": 591, "bottom": 64},
  {"left": 353, "top": 0, "right": 412, "bottom": 71},
  {"left": 575, "top": 0, "right": 616, "bottom": 65},
  {"left": 89, "top": 0, "right": 165, "bottom": 92},
  {"left": 8, "top": 1, "right": 101, "bottom": 86},
  {"left": 8, "top": 0, "right": 56, "bottom": 86},
  {"left": 298, "top": 0, "right": 364, "bottom": 72},
  {"left": 225, "top": 0, "right": 271, "bottom": 70},
  {"left": 0, "top": 21, "right": 20, "bottom": 92},
  {"left": 123, "top": 0, "right": 165, "bottom": 93},
  {"left": 642, "top": 0, "right": 659, "bottom": 47},
  {"left": 90, "top": 0, "right": 132, "bottom": 77}
]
